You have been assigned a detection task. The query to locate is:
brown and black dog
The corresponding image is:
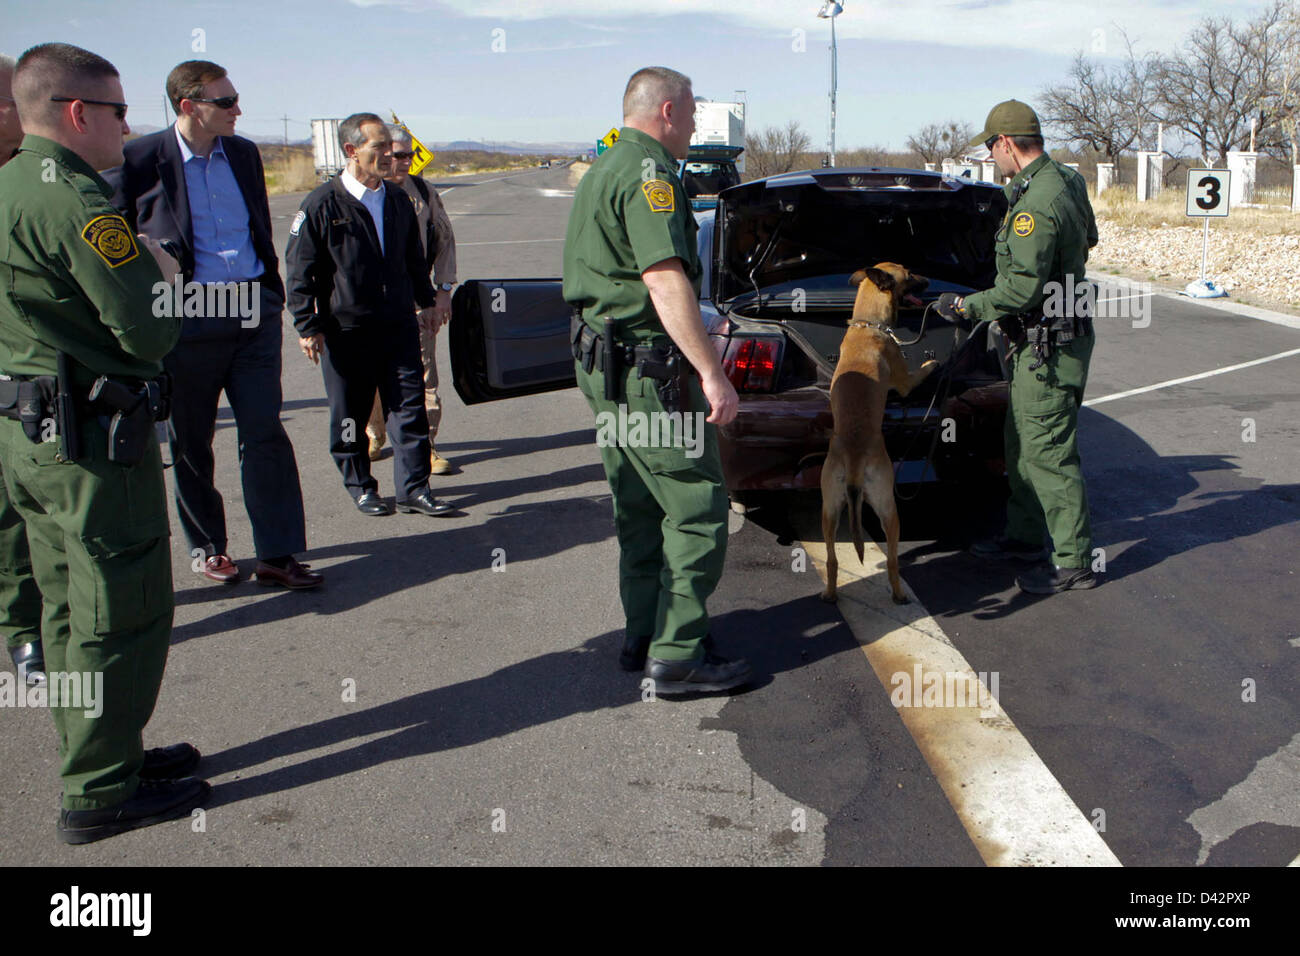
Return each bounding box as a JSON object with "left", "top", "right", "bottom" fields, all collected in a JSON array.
[{"left": 820, "top": 262, "right": 937, "bottom": 605}]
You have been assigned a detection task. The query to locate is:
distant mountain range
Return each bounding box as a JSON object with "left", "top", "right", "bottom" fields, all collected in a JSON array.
[{"left": 127, "top": 125, "right": 588, "bottom": 154}]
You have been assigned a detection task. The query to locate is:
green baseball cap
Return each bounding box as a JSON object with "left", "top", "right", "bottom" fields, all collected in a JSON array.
[{"left": 969, "top": 99, "right": 1042, "bottom": 147}]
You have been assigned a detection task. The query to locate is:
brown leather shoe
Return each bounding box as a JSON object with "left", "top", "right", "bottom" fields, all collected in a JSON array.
[
  {"left": 253, "top": 557, "right": 323, "bottom": 590},
  {"left": 201, "top": 554, "right": 240, "bottom": 584},
  {"left": 430, "top": 446, "right": 452, "bottom": 475}
]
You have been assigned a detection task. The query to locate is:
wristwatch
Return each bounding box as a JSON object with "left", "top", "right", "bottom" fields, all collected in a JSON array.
[{"left": 438, "top": 282, "right": 454, "bottom": 292}]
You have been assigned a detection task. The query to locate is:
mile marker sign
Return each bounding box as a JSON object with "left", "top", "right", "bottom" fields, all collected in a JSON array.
[
  {"left": 1186, "top": 169, "right": 1230, "bottom": 217},
  {"left": 1183, "top": 168, "right": 1231, "bottom": 295}
]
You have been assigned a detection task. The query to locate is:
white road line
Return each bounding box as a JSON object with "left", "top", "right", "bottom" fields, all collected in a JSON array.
[
  {"left": 802, "top": 540, "right": 1121, "bottom": 867},
  {"left": 1083, "top": 347, "right": 1300, "bottom": 408},
  {"left": 458, "top": 238, "right": 566, "bottom": 246}
]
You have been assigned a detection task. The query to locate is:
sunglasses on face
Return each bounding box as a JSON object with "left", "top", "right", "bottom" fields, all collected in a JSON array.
[
  {"left": 50, "top": 96, "right": 128, "bottom": 121},
  {"left": 392, "top": 151, "right": 414, "bottom": 160},
  {"left": 985, "top": 135, "right": 999, "bottom": 152},
  {"left": 189, "top": 94, "right": 239, "bottom": 109}
]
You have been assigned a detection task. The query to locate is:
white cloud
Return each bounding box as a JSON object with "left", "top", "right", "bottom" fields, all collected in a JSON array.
[{"left": 348, "top": 0, "right": 1253, "bottom": 55}]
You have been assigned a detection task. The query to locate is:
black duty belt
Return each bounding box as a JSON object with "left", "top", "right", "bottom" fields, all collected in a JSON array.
[
  {"left": 1011, "top": 310, "right": 1094, "bottom": 371},
  {"left": 570, "top": 311, "right": 692, "bottom": 413},
  {"left": 0, "top": 369, "right": 172, "bottom": 464}
]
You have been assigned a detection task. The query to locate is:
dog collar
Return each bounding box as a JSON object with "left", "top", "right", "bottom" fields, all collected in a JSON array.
[{"left": 848, "top": 319, "right": 898, "bottom": 340}]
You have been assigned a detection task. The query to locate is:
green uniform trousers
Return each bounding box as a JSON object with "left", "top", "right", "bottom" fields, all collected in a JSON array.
[
  {"left": 575, "top": 359, "right": 727, "bottom": 662},
  {"left": 1004, "top": 330, "right": 1094, "bottom": 569},
  {"left": 0, "top": 418, "right": 174, "bottom": 810},
  {"left": 0, "top": 463, "right": 44, "bottom": 651}
]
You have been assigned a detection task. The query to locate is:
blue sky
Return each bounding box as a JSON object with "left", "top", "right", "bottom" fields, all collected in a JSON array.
[{"left": 6, "top": 0, "right": 1264, "bottom": 151}]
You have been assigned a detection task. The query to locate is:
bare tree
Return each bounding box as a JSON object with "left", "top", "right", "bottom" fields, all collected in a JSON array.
[
  {"left": 1262, "top": 0, "right": 1300, "bottom": 165},
  {"left": 1153, "top": 1, "right": 1293, "bottom": 165},
  {"left": 1040, "top": 38, "right": 1160, "bottom": 179},
  {"left": 745, "top": 121, "right": 812, "bottom": 179},
  {"left": 905, "top": 120, "right": 976, "bottom": 165}
]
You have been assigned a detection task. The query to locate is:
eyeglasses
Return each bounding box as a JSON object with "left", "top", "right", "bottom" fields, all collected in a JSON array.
[
  {"left": 50, "top": 96, "right": 128, "bottom": 121},
  {"left": 392, "top": 151, "right": 414, "bottom": 160},
  {"left": 984, "top": 135, "right": 999, "bottom": 152},
  {"left": 189, "top": 94, "right": 239, "bottom": 109}
]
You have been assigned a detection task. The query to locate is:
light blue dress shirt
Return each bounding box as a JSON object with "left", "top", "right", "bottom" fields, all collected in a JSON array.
[{"left": 176, "top": 126, "right": 264, "bottom": 283}]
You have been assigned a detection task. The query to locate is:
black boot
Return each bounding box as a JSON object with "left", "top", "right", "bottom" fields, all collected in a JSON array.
[
  {"left": 645, "top": 650, "right": 753, "bottom": 696},
  {"left": 9, "top": 641, "right": 45, "bottom": 686}
]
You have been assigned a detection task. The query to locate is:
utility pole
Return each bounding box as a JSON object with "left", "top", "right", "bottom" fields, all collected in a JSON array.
[{"left": 282, "top": 115, "right": 290, "bottom": 147}]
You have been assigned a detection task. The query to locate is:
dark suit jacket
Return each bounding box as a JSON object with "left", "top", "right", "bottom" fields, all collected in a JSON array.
[{"left": 104, "top": 126, "right": 286, "bottom": 322}]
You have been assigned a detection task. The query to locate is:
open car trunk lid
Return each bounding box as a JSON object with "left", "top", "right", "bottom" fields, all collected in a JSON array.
[{"left": 713, "top": 167, "right": 1006, "bottom": 306}]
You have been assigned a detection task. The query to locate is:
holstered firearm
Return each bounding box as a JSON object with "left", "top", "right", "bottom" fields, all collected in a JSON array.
[
  {"left": 54, "top": 352, "right": 82, "bottom": 462},
  {"left": 996, "top": 314, "right": 1026, "bottom": 348},
  {"left": 637, "top": 350, "right": 687, "bottom": 415},
  {"left": 88, "top": 374, "right": 170, "bottom": 465}
]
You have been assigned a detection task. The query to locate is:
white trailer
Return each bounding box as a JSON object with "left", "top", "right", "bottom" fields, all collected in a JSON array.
[
  {"left": 311, "top": 118, "right": 345, "bottom": 180},
  {"left": 691, "top": 100, "right": 745, "bottom": 175}
]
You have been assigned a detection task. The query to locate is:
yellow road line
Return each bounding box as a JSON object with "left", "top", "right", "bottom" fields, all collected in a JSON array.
[{"left": 802, "top": 539, "right": 1121, "bottom": 867}]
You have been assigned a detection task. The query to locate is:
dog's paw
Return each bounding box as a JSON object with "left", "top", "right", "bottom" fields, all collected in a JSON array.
[
  {"left": 820, "top": 589, "right": 838, "bottom": 604},
  {"left": 891, "top": 591, "right": 910, "bottom": 605}
]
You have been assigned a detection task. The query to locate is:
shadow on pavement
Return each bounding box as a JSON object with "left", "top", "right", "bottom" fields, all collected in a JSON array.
[
  {"left": 200, "top": 599, "right": 854, "bottom": 808},
  {"left": 170, "top": 494, "right": 614, "bottom": 644}
]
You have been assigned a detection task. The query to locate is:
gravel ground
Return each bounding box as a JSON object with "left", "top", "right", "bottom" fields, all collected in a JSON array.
[{"left": 1093, "top": 220, "right": 1300, "bottom": 312}]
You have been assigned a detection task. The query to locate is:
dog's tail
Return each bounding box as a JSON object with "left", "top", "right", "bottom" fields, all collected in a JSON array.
[{"left": 847, "top": 484, "right": 866, "bottom": 564}]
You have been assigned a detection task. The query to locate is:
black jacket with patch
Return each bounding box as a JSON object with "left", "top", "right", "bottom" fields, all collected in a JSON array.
[{"left": 285, "top": 176, "right": 435, "bottom": 337}]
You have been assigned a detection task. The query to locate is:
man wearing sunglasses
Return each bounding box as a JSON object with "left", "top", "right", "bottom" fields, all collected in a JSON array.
[
  {"left": 106, "top": 60, "right": 320, "bottom": 591},
  {"left": 364, "top": 124, "right": 459, "bottom": 475},
  {"left": 0, "top": 42, "right": 209, "bottom": 843},
  {"left": 934, "top": 99, "right": 1099, "bottom": 595}
]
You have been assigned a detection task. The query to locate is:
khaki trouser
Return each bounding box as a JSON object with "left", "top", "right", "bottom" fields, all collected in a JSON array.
[{"left": 367, "top": 324, "right": 441, "bottom": 444}]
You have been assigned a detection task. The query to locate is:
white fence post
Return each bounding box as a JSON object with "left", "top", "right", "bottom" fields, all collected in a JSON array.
[
  {"left": 1292, "top": 165, "right": 1300, "bottom": 212},
  {"left": 1226, "top": 151, "right": 1257, "bottom": 206},
  {"left": 1096, "top": 163, "right": 1116, "bottom": 194},
  {"left": 1136, "top": 151, "right": 1163, "bottom": 201}
]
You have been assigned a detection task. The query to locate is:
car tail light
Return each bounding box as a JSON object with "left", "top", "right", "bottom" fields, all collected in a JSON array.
[{"left": 722, "top": 336, "right": 782, "bottom": 392}]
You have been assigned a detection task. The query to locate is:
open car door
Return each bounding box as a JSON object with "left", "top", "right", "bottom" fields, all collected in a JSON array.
[{"left": 449, "top": 279, "right": 576, "bottom": 405}]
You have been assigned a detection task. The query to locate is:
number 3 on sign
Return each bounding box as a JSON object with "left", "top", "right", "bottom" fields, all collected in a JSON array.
[{"left": 1186, "top": 169, "right": 1230, "bottom": 218}]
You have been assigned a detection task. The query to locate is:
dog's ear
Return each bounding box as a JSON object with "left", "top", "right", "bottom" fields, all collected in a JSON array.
[
  {"left": 857, "top": 267, "right": 896, "bottom": 294},
  {"left": 848, "top": 269, "right": 867, "bottom": 287}
]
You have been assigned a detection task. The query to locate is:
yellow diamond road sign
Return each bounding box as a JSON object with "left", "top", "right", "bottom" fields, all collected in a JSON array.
[
  {"left": 601, "top": 128, "right": 619, "bottom": 149},
  {"left": 391, "top": 112, "right": 434, "bottom": 175}
]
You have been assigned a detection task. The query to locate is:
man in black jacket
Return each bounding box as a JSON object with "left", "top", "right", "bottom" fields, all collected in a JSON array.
[
  {"left": 107, "top": 61, "right": 319, "bottom": 590},
  {"left": 286, "top": 113, "right": 457, "bottom": 518}
]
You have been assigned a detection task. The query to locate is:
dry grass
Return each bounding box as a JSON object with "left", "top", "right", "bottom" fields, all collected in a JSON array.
[
  {"left": 258, "top": 144, "right": 555, "bottom": 195},
  {"left": 569, "top": 161, "right": 591, "bottom": 186},
  {"left": 1092, "top": 184, "right": 1299, "bottom": 236},
  {"left": 264, "top": 150, "right": 318, "bottom": 195}
]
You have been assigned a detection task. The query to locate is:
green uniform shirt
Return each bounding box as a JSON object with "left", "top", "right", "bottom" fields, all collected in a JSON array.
[
  {"left": 562, "top": 127, "right": 700, "bottom": 343},
  {"left": 0, "top": 135, "right": 176, "bottom": 385},
  {"left": 963, "top": 154, "right": 1099, "bottom": 325}
]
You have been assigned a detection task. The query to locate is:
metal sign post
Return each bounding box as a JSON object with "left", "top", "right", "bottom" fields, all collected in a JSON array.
[{"left": 1183, "top": 168, "right": 1230, "bottom": 298}]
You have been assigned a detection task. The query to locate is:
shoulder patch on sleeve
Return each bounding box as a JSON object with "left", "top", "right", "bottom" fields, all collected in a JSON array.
[
  {"left": 80, "top": 215, "right": 139, "bottom": 268},
  {"left": 289, "top": 210, "right": 306, "bottom": 236},
  {"left": 1012, "top": 212, "right": 1035, "bottom": 237},
  {"left": 641, "top": 179, "right": 675, "bottom": 213}
]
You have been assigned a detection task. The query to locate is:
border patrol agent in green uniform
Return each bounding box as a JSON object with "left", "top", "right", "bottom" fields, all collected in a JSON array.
[
  {"left": 935, "top": 100, "right": 1099, "bottom": 594},
  {"left": 0, "top": 43, "right": 208, "bottom": 843},
  {"left": 0, "top": 54, "right": 48, "bottom": 687},
  {"left": 563, "top": 67, "right": 752, "bottom": 695}
]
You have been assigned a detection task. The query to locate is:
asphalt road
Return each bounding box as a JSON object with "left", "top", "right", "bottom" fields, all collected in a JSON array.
[{"left": 1, "top": 162, "right": 1296, "bottom": 867}]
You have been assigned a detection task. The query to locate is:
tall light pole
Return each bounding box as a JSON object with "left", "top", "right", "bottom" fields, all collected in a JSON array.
[{"left": 817, "top": 2, "right": 843, "bottom": 167}]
